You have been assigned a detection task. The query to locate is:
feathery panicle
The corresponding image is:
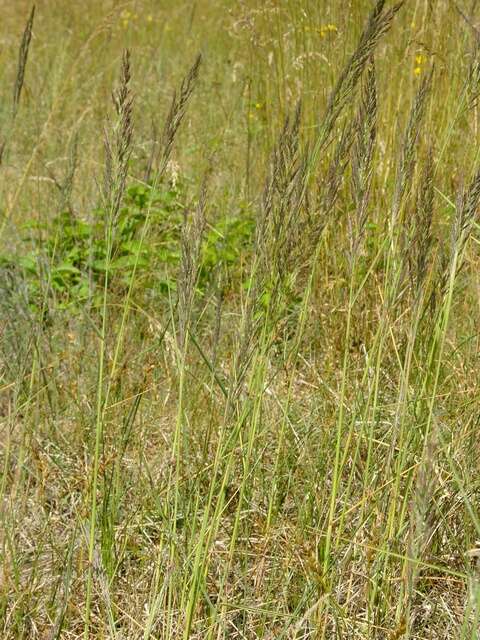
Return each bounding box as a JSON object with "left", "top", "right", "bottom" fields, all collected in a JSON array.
[
  {"left": 465, "top": 38, "right": 480, "bottom": 111},
  {"left": 178, "top": 176, "right": 208, "bottom": 351},
  {"left": 318, "top": 0, "right": 402, "bottom": 151},
  {"left": 104, "top": 49, "right": 134, "bottom": 220},
  {"left": 13, "top": 5, "right": 35, "bottom": 119},
  {"left": 350, "top": 59, "right": 377, "bottom": 255},
  {"left": 392, "top": 67, "right": 433, "bottom": 221},
  {"left": 102, "top": 131, "right": 113, "bottom": 206},
  {"left": 149, "top": 54, "right": 201, "bottom": 182},
  {"left": 451, "top": 165, "right": 480, "bottom": 261},
  {"left": 114, "top": 49, "right": 134, "bottom": 201},
  {"left": 1, "top": 5, "right": 35, "bottom": 165},
  {"left": 434, "top": 165, "right": 480, "bottom": 305},
  {"left": 407, "top": 147, "right": 435, "bottom": 292},
  {"left": 231, "top": 103, "right": 307, "bottom": 407},
  {"left": 404, "top": 423, "right": 440, "bottom": 626},
  {"left": 323, "top": 124, "right": 354, "bottom": 209},
  {"left": 258, "top": 101, "right": 308, "bottom": 285},
  {"left": 313, "top": 122, "right": 354, "bottom": 246}
]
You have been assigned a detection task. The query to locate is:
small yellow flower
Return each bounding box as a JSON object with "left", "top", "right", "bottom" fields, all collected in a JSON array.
[
  {"left": 414, "top": 66, "right": 422, "bottom": 76},
  {"left": 122, "top": 19, "right": 129, "bottom": 29},
  {"left": 255, "top": 102, "right": 262, "bottom": 109},
  {"left": 319, "top": 24, "right": 338, "bottom": 38},
  {"left": 147, "top": 14, "right": 153, "bottom": 23},
  {"left": 415, "top": 54, "right": 426, "bottom": 65}
]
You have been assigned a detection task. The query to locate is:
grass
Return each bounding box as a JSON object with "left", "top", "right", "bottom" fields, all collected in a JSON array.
[{"left": 1, "top": 0, "right": 480, "bottom": 638}]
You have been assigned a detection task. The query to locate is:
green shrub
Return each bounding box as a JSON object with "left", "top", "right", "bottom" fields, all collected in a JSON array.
[{"left": 1, "top": 181, "right": 256, "bottom": 311}]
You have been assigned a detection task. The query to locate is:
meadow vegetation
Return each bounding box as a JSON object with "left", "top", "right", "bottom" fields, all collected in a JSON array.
[{"left": 1, "top": 0, "right": 480, "bottom": 637}]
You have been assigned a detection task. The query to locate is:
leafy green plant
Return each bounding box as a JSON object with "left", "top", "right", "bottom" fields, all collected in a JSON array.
[
  {"left": 201, "top": 206, "right": 255, "bottom": 284},
  {"left": 1, "top": 181, "right": 256, "bottom": 310}
]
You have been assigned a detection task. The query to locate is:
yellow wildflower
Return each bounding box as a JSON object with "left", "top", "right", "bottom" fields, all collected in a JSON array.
[
  {"left": 319, "top": 24, "right": 338, "bottom": 38},
  {"left": 414, "top": 66, "right": 422, "bottom": 76}
]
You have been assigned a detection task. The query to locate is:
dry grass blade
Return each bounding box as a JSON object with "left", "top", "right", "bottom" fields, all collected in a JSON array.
[
  {"left": 13, "top": 5, "right": 35, "bottom": 119},
  {"left": 47, "top": 131, "right": 80, "bottom": 211}
]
